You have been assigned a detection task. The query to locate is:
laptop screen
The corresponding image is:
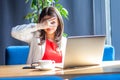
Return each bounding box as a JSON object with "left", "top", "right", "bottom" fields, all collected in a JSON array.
[{"left": 63, "top": 35, "right": 106, "bottom": 68}]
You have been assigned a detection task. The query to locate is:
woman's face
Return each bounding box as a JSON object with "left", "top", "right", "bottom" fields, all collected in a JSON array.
[{"left": 42, "top": 15, "right": 59, "bottom": 35}]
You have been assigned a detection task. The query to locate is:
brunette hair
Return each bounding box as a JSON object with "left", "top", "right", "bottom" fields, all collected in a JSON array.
[{"left": 38, "top": 6, "right": 64, "bottom": 48}]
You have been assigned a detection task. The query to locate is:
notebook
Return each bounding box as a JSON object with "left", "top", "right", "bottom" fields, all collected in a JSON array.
[{"left": 59, "top": 35, "right": 106, "bottom": 68}]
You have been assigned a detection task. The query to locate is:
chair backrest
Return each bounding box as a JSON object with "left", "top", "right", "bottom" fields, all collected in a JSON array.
[
  {"left": 103, "top": 45, "right": 115, "bottom": 61},
  {"left": 71, "top": 73, "right": 120, "bottom": 80},
  {"left": 5, "top": 46, "right": 29, "bottom": 65},
  {"left": 5, "top": 45, "right": 114, "bottom": 65}
]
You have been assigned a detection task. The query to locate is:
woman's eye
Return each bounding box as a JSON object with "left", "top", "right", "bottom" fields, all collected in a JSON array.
[{"left": 51, "top": 21, "right": 55, "bottom": 24}]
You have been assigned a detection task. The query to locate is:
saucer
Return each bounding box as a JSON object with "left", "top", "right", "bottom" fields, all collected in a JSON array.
[{"left": 35, "top": 66, "right": 54, "bottom": 71}]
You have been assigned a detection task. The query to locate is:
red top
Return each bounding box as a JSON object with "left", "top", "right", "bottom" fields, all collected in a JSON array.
[{"left": 42, "top": 39, "right": 62, "bottom": 63}]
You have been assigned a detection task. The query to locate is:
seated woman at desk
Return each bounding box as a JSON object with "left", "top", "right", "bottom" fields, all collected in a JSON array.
[{"left": 11, "top": 6, "right": 67, "bottom": 64}]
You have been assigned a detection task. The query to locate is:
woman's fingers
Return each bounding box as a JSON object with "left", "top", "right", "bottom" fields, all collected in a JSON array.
[
  {"left": 47, "top": 17, "right": 57, "bottom": 27},
  {"left": 36, "top": 17, "right": 57, "bottom": 30}
]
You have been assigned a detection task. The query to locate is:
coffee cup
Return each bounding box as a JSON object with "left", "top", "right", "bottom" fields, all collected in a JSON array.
[{"left": 31, "top": 60, "right": 55, "bottom": 70}]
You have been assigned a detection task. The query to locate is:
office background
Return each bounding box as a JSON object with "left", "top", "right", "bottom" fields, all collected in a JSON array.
[{"left": 0, "top": 0, "right": 119, "bottom": 65}]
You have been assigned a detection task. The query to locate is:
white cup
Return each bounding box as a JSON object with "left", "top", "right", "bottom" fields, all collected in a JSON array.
[{"left": 31, "top": 60, "right": 55, "bottom": 70}]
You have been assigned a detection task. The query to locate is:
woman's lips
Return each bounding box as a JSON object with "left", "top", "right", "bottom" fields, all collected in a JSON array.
[{"left": 46, "top": 28, "right": 53, "bottom": 31}]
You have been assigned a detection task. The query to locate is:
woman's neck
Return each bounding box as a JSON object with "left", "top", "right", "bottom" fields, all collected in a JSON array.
[{"left": 46, "top": 34, "right": 55, "bottom": 42}]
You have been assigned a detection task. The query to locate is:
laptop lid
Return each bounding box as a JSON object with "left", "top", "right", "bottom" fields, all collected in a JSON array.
[{"left": 62, "top": 35, "right": 106, "bottom": 68}]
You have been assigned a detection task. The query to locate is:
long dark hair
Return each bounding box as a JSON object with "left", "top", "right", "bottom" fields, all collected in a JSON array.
[{"left": 38, "top": 6, "right": 64, "bottom": 48}]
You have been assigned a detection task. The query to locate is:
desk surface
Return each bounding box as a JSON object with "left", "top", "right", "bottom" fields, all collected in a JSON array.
[{"left": 1, "top": 61, "right": 120, "bottom": 78}]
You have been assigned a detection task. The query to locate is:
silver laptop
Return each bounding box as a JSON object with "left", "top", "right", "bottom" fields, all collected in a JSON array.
[{"left": 61, "top": 35, "right": 106, "bottom": 68}]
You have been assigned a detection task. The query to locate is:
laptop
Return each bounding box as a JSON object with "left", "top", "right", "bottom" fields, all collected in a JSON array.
[{"left": 60, "top": 35, "right": 106, "bottom": 68}]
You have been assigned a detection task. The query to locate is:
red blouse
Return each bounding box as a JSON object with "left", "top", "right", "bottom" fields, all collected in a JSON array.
[{"left": 42, "top": 39, "right": 62, "bottom": 63}]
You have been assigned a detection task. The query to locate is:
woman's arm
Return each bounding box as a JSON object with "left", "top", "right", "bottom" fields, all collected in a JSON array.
[
  {"left": 11, "top": 17, "right": 56, "bottom": 43},
  {"left": 11, "top": 23, "right": 38, "bottom": 43},
  {"left": 61, "top": 36, "right": 67, "bottom": 64}
]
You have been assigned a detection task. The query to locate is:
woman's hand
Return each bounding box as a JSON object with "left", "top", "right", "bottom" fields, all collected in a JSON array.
[
  {"left": 48, "top": 17, "right": 58, "bottom": 27},
  {"left": 36, "top": 17, "right": 57, "bottom": 30}
]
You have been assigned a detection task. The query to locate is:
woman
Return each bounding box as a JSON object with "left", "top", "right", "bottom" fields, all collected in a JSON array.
[{"left": 11, "top": 6, "right": 67, "bottom": 64}]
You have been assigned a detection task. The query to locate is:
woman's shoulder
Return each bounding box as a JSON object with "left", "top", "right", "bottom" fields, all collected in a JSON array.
[
  {"left": 62, "top": 36, "right": 67, "bottom": 39},
  {"left": 62, "top": 36, "right": 67, "bottom": 40}
]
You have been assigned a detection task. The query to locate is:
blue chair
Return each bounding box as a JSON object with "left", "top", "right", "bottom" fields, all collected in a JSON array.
[
  {"left": 71, "top": 73, "right": 120, "bottom": 80},
  {"left": 103, "top": 45, "right": 115, "bottom": 61},
  {"left": 5, "top": 46, "right": 29, "bottom": 65},
  {"left": 0, "top": 76, "right": 63, "bottom": 80},
  {"left": 5, "top": 45, "right": 115, "bottom": 65}
]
